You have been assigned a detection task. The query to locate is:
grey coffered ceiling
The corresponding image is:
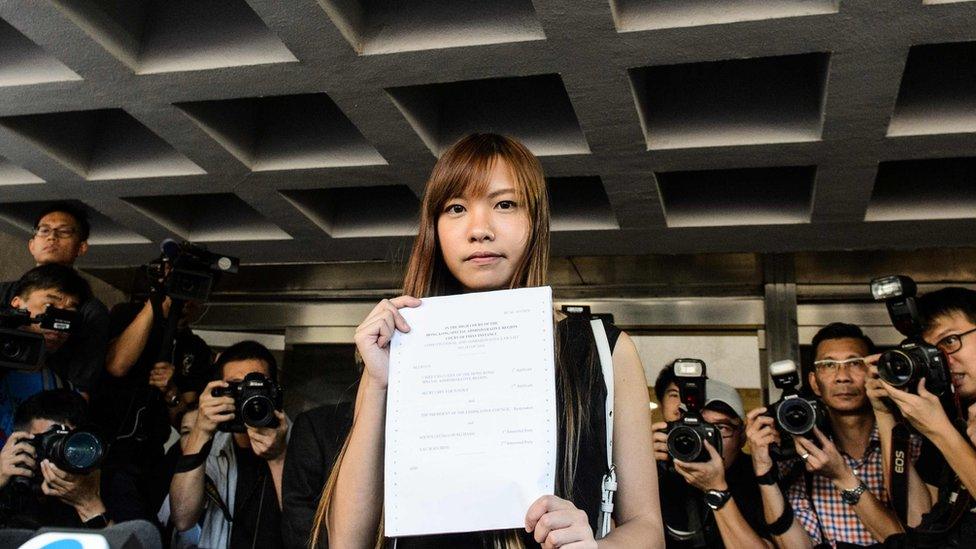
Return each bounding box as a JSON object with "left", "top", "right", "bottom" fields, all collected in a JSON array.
[{"left": 0, "top": 0, "right": 974, "bottom": 269}]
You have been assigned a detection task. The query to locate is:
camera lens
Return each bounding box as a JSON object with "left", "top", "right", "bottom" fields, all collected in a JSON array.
[
  {"left": 667, "top": 425, "right": 703, "bottom": 462},
  {"left": 776, "top": 398, "right": 817, "bottom": 435},
  {"left": 241, "top": 395, "right": 275, "bottom": 427},
  {"left": 1, "top": 339, "right": 26, "bottom": 360},
  {"left": 878, "top": 350, "right": 915, "bottom": 387},
  {"left": 62, "top": 432, "right": 103, "bottom": 472}
]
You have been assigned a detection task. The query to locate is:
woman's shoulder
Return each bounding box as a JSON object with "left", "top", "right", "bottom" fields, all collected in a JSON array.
[{"left": 557, "top": 315, "right": 623, "bottom": 352}]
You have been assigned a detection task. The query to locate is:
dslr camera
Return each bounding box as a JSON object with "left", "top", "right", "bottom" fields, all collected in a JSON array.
[
  {"left": 871, "top": 275, "right": 950, "bottom": 396},
  {"left": 664, "top": 358, "right": 723, "bottom": 462},
  {"left": 765, "top": 359, "right": 829, "bottom": 458},
  {"left": 212, "top": 372, "right": 283, "bottom": 432},
  {"left": 0, "top": 306, "right": 76, "bottom": 371},
  {"left": 12, "top": 424, "right": 105, "bottom": 491},
  {"left": 146, "top": 239, "right": 239, "bottom": 302}
]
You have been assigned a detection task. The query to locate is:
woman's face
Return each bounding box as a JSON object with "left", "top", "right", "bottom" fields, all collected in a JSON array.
[{"left": 436, "top": 159, "right": 531, "bottom": 293}]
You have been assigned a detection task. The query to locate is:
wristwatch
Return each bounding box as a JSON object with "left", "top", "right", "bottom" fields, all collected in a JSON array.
[
  {"left": 840, "top": 481, "right": 869, "bottom": 505},
  {"left": 704, "top": 489, "right": 733, "bottom": 510}
]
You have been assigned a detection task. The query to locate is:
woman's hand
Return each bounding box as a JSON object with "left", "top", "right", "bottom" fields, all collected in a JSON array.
[
  {"left": 525, "top": 495, "right": 597, "bottom": 549},
  {"left": 354, "top": 296, "right": 422, "bottom": 389}
]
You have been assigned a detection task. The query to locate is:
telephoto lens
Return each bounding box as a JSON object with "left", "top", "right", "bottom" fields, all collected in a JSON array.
[{"left": 11, "top": 425, "right": 105, "bottom": 492}]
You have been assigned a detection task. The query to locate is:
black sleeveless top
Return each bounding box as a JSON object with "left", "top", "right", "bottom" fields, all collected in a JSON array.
[{"left": 392, "top": 318, "right": 622, "bottom": 548}]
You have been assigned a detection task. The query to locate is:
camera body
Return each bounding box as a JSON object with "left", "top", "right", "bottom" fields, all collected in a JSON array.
[
  {"left": 765, "top": 360, "right": 829, "bottom": 459},
  {"left": 871, "top": 275, "right": 951, "bottom": 396},
  {"left": 146, "top": 240, "right": 239, "bottom": 302},
  {"left": 664, "top": 358, "right": 724, "bottom": 463},
  {"left": 212, "top": 372, "right": 283, "bottom": 432},
  {"left": 0, "top": 306, "right": 76, "bottom": 371},
  {"left": 12, "top": 424, "right": 105, "bottom": 491}
]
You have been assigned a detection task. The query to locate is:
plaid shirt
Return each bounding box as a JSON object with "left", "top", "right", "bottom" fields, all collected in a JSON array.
[{"left": 780, "top": 426, "right": 921, "bottom": 547}]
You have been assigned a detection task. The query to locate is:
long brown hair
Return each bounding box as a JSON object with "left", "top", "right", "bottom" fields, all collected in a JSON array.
[{"left": 311, "top": 134, "right": 598, "bottom": 548}]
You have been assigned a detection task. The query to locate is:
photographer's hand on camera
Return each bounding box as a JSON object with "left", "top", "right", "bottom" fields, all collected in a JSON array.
[
  {"left": 794, "top": 428, "right": 858, "bottom": 489},
  {"left": 745, "top": 408, "right": 779, "bottom": 477},
  {"left": 673, "top": 440, "right": 727, "bottom": 492},
  {"left": 651, "top": 421, "right": 670, "bottom": 463},
  {"left": 0, "top": 432, "right": 35, "bottom": 489},
  {"left": 247, "top": 410, "right": 288, "bottom": 463},
  {"left": 355, "top": 296, "right": 422, "bottom": 390},
  {"left": 193, "top": 380, "right": 234, "bottom": 439},
  {"left": 864, "top": 360, "right": 895, "bottom": 421},
  {"left": 880, "top": 378, "right": 951, "bottom": 439},
  {"left": 39, "top": 459, "right": 107, "bottom": 523}
]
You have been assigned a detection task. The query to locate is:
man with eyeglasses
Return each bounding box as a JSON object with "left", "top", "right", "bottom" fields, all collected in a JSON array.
[
  {"left": 870, "top": 287, "right": 976, "bottom": 547},
  {"left": 0, "top": 203, "right": 109, "bottom": 399},
  {"left": 754, "top": 323, "right": 913, "bottom": 547},
  {"left": 654, "top": 378, "right": 773, "bottom": 548}
]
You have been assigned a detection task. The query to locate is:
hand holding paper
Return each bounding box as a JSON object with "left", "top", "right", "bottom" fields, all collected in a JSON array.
[{"left": 384, "top": 286, "right": 557, "bottom": 537}]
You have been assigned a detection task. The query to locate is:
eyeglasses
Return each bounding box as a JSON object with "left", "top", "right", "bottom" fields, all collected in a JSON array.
[
  {"left": 34, "top": 226, "right": 77, "bottom": 240},
  {"left": 813, "top": 357, "right": 868, "bottom": 374},
  {"left": 935, "top": 327, "right": 976, "bottom": 355},
  {"left": 713, "top": 422, "right": 742, "bottom": 438}
]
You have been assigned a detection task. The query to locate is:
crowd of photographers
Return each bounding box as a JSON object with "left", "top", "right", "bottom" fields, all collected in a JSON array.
[
  {"left": 5, "top": 202, "right": 976, "bottom": 548},
  {"left": 0, "top": 203, "right": 350, "bottom": 548},
  {"left": 654, "top": 281, "right": 976, "bottom": 548}
]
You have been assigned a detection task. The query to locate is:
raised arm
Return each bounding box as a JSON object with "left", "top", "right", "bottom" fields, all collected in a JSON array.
[
  {"left": 105, "top": 300, "right": 156, "bottom": 377},
  {"left": 745, "top": 408, "right": 813, "bottom": 549},
  {"left": 326, "top": 296, "right": 420, "bottom": 548}
]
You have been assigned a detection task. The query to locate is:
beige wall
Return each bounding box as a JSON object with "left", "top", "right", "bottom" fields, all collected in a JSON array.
[{"left": 0, "top": 229, "right": 125, "bottom": 309}]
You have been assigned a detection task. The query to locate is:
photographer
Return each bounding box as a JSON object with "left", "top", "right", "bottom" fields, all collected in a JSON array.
[
  {"left": 0, "top": 389, "right": 109, "bottom": 529},
  {"left": 0, "top": 265, "right": 91, "bottom": 440},
  {"left": 92, "top": 286, "right": 212, "bottom": 521},
  {"left": 654, "top": 362, "right": 682, "bottom": 422},
  {"left": 873, "top": 287, "right": 976, "bottom": 546},
  {"left": 766, "top": 324, "right": 911, "bottom": 546},
  {"left": 0, "top": 203, "right": 110, "bottom": 397},
  {"left": 653, "top": 377, "right": 772, "bottom": 548},
  {"left": 170, "top": 340, "right": 289, "bottom": 549}
]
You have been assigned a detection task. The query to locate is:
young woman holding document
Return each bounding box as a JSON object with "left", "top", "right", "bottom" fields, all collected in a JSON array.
[{"left": 313, "top": 133, "right": 664, "bottom": 548}]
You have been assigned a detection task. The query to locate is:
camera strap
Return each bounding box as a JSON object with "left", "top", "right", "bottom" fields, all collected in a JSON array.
[
  {"left": 590, "top": 318, "right": 616, "bottom": 540},
  {"left": 890, "top": 422, "right": 911, "bottom": 525},
  {"left": 176, "top": 439, "right": 214, "bottom": 473}
]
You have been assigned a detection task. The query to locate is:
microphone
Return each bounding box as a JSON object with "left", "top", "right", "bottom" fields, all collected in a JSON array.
[{"left": 160, "top": 238, "right": 181, "bottom": 259}]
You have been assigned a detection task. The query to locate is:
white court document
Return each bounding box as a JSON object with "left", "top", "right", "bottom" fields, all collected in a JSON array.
[{"left": 384, "top": 286, "right": 556, "bottom": 537}]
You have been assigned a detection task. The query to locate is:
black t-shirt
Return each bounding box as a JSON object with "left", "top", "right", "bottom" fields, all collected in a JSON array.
[
  {"left": 660, "top": 453, "right": 769, "bottom": 548},
  {"left": 0, "top": 280, "right": 110, "bottom": 392},
  {"left": 232, "top": 443, "right": 283, "bottom": 549},
  {"left": 93, "top": 301, "right": 212, "bottom": 440}
]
